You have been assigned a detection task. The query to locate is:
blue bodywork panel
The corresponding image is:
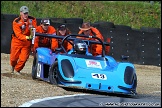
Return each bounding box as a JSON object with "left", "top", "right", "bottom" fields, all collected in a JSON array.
[{"left": 32, "top": 34, "right": 137, "bottom": 96}]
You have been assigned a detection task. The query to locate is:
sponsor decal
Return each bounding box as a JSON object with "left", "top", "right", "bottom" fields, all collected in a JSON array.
[{"left": 85, "top": 60, "right": 102, "bottom": 69}]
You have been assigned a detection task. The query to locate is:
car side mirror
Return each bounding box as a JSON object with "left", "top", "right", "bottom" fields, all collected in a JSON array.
[{"left": 121, "top": 55, "right": 129, "bottom": 61}]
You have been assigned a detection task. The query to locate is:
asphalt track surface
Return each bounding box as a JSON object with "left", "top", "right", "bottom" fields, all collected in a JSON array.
[{"left": 19, "top": 94, "right": 161, "bottom": 107}]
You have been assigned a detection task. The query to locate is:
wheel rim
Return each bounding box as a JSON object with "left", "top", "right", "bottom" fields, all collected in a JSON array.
[
  {"left": 49, "top": 63, "right": 58, "bottom": 84},
  {"left": 32, "top": 55, "right": 38, "bottom": 79},
  {"left": 52, "top": 66, "right": 58, "bottom": 80}
]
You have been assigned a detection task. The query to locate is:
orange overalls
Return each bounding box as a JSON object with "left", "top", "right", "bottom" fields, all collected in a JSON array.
[
  {"left": 34, "top": 25, "right": 58, "bottom": 52},
  {"left": 56, "top": 29, "right": 72, "bottom": 52},
  {"left": 10, "top": 16, "right": 37, "bottom": 72},
  {"left": 78, "top": 27, "right": 104, "bottom": 56}
]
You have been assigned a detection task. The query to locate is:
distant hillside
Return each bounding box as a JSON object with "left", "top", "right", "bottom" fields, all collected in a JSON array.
[{"left": 1, "top": 1, "right": 161, "bottom": 29}]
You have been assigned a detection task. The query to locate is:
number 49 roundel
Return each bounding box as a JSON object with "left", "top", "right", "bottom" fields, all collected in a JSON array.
[{"left": 91, "top": 73, "right": 107, "bottom": 80}]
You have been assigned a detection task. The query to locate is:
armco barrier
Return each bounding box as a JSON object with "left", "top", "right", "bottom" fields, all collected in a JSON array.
[{"left": 1, "top": 14, "right": 161, "bottom": 66}]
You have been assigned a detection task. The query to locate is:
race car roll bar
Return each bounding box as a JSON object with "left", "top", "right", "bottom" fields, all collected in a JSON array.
[
  {"left": 35, "top": 33, "right": 110, "bottom": 46},
  {"left": 35, "top": 33, "right": 110, "bottom": 57},
  {"left": 61, "top": 34, "right": 108, "bottom": 57}
]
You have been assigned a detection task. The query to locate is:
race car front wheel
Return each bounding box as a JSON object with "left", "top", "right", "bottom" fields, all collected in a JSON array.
[
  {"left": 32, "top": 53, "right": 38, "bottom": 80},
  {"left": 132, "top": 74, "right": 137, "bottom": 89},
  {"left": 49, "top": 61, "right": 58, "bottom": 85}
]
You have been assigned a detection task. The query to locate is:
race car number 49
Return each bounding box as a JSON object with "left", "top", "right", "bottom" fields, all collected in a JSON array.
[{"left": 91, "top": 73, "right": 107, "bottom": 80}]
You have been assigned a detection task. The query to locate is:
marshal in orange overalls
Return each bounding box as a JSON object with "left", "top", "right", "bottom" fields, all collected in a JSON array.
[
  {"left": 34, "top": 25, "right": 58, "bottom": 52},
  {"left": 10, "top": 15, "right": 37, "bottom": 72},
  {"left": 56, "top": 24, "right": 72, "bottom": 52},
  {"left": 78, "top": 22, "right": 104, "bottom": 56}
]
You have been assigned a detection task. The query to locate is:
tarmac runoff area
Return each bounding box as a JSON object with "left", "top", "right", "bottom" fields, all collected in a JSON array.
[{"left": 19, "top": 94, "right": 161, "bottom": 107}]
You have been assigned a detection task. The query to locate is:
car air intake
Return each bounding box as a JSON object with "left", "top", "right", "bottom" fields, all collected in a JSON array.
[
  {"left": 124, "top": 66, "right": 134, "bottom": 85},
  {"left": 61, "top": 59, "right": 74, "bottom": 78}
]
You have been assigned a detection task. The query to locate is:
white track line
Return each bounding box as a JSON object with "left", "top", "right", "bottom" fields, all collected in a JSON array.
[{"left": 19, "top": 94, "right": 90, "bottom": 107}]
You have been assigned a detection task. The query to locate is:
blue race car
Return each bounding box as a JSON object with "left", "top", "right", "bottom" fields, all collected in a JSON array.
[{"left": 31, "top": 33, "right": 137, "bottom": 96}]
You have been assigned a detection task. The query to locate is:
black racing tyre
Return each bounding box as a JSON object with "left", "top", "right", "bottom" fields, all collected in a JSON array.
[
  {"left": 50, "top": 22, "right": 66, "bottom": 29},
  {"left": 1, "top": 21, "right": 12, "bottom": 54},
  {"left": 50, "top": 18, "right": 65, "bottom": 23},
  {"left": 65, "top": 18, "right": 83, "bottom": 24},
  {"left": 114, "top": 25, "right": 132, "bottom": 30},
  {"left": 65, "top": 23, "right": 82, "bottom": 34},
  {"left": 32, "top": 53, "right": 38, "bottom": 80},
  {"left": 94, "top": 21, "right": 115, "bottom": 28},
  {"left": 36, "top": 18, "right": 42, "bottom": 26},
  {"left": 91, "top": 22, "right": 99, "bottom": 29},
  {"left": 49, "top": 61, "right": 59, "bottom": 85},
  {"left": 140, "top": 27, "right": 161, "bottom": 33},
  {"left": 1, "top": 13, "right": 19, "bottom": 21},
  {"left": 132, "top": 74, "right": 137, "bottom": 89}
]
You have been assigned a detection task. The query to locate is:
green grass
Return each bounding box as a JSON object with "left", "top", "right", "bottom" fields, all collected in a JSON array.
[{"left": 1, "top": 1, "right": 161, "bottom": 29}]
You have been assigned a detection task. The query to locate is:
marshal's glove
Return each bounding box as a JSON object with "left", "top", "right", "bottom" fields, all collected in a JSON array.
[{"left": 26, "top": 35, "right": 33, "bottom": 40}]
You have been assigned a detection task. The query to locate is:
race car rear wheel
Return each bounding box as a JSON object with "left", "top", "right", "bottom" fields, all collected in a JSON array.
[
  {"left": 49, "top": 61, "right": 58, "bottom": 85},
  {"left": 32, "top": 53, "right": 38, "bottom": 80}
]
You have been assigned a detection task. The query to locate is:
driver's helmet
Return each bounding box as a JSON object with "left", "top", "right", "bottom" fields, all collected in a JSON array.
[{"left": 73, "top": 39, "right": 87, "bottom": 55}]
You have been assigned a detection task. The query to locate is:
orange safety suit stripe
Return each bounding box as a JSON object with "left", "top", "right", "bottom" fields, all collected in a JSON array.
[
  {"left": 10, "top": 16, "right": 37, "bottom": 72},
  {"left": 34, "top": 25, "right": 58, "bottom": 52},
  {"left": 78, "top": 27, "right": 104, "bottom": 56}
]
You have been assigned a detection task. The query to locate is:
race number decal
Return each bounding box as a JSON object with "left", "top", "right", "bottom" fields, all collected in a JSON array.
[
  {"left": 37, "top": 63, "right": 41, "bottom": 77},
  {"left": 91, "top": 73, "right": 107, "bottom": 80},
  {"left": 85, "top": 60, "right": 102, "bottom": 69}
]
